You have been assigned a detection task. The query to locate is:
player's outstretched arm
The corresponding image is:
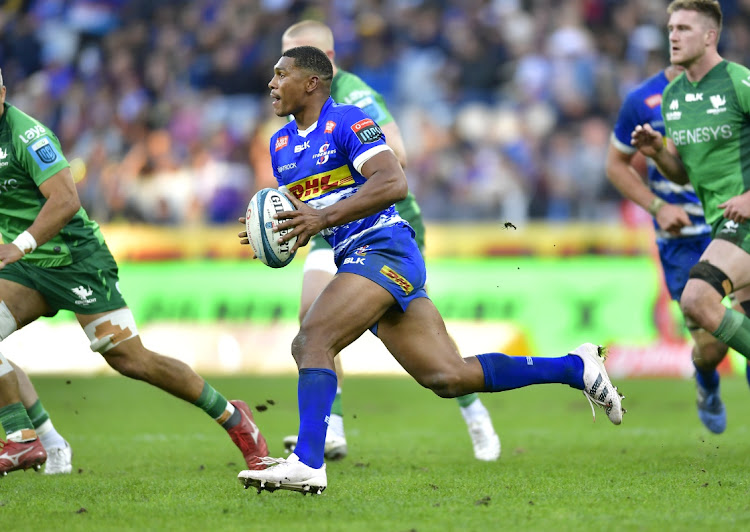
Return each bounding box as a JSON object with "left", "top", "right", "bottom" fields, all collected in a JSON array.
[
  {"left": 630, "top": 124, "right": 689, "bottom": 185},
  {"left": 380, "top": 121, "right": 408, "bottom": 169},
  {"left": 275, "top": 150, "right": 407, "bottom": 253},
  {"left": 325, "top": 150, "right": 407, "bottom": 225},
  {"left": 605, "top": 143, "right": 691, "bottom": 235},
  {"left": 0, "top": 168, "right": 80, "bottom": 269}
]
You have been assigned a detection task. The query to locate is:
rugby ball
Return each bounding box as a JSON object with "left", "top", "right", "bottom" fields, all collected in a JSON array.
[{"left": 245, "top": 188, "right": 298, "bottom": 268}]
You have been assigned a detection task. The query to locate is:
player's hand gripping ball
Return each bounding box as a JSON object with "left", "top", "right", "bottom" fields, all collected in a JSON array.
[{"left": 245, "top": 188, "right": 298, "bottom": 268}]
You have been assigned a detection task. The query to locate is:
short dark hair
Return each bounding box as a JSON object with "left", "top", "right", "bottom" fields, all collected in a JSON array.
[
  {"left": 282, "top": 46, "right": 333, "bottom": 82},
  {"left": 668, "top": 0, "right": 722, "bottom": 32}
]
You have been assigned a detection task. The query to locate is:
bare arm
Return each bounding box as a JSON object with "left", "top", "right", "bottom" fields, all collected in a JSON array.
[
  {"left": 380, "top": 121, "right": 408, "bottom": 169},
  {"left": 0, "top": 168, "right": 80, "bottom": 267},
  {"left": 277, "top": 150, "right": 407, "bottom": 252},
  {"left": 605, "top": 143, "right": 691, "bottom": 235},
  {"left": 630, "top": 124, "right": 689, "bottom": 185},
  {"left": 29, "top": 168, "right": 82, "bottom": 245}
]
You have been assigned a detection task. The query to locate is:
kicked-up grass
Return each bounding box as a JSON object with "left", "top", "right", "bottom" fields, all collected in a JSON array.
[{"left": 3, "top": 374, "right": 750, "bottom": 531}]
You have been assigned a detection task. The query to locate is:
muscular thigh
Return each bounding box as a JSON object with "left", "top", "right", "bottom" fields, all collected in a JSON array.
[
  {"left": 0, "top": 245, "right": 126, "bottom": 316},
  {"left": 377, "top": 297, "right": 468, "bottom": 380},
  {"left": 698, "top": 239, "right": 750, "bottom": 291},
  {"left": 0, "top": 278, "right": 49, "bottom": 327},
  {"left": 301, "top": 273, "right": 395, "bottom": 356}
]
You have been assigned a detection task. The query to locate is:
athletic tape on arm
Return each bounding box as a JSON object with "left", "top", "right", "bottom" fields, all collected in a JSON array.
[{"left": 83, "top": 308, "right": 139, "bottom": 353}]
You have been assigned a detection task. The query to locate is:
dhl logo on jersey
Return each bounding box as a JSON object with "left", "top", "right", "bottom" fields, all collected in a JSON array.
[
  {"left": 287, "top": 165, "right": 354, "bottom": 201},
  {"left": 380, "top": 265, "right": 413, "bottom": 294}
]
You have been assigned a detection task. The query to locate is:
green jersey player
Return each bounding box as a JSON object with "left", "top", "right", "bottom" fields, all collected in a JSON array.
[
  {"left": 279, "top": 20, "right": 499, "bottom": 462},
  {"left": 0, "top": 68, "right": 269, "bottom": 476},
  {"left": 632, "top": 0, "right": 750, "bottom": 433}
]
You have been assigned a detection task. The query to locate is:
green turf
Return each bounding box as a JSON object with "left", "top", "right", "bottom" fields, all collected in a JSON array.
[{"left": 3, "top": 375, "right": 750, "bottom": 531}]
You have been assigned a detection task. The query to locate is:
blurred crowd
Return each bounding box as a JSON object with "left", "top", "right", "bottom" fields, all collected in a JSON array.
[{"left": 2, "top": 0, "right": 750, "bottom": 226}]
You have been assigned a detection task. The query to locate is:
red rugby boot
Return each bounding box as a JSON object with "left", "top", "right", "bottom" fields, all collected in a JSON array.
[
  {"left": 0, "top": 437, "right": 47, "bottom": 476},
  {"left": 227, "top": 400, "right": 269, "bottom": 470}
]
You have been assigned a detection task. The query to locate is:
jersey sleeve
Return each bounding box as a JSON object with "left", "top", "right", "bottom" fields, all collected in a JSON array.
[
  {"left": 269, "top": 133, "right": 286, "bottom": 186},
  {"left": 351, "top": 91, "right": 394, "bottom": 126},
  {"left": 727, "top": 62, "right": 750, "bottom": 114},
  {"left": 10, "top": 113, "right": 69, "bottom": 186},
  {"left": 611, "top": 90, "right": 643, "bottom": 155},
  {"left": 334, "top": 107, "right": 392, "bottom": 174}
]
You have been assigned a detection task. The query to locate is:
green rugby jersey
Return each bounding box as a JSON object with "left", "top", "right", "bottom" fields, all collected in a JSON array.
[
  {"left": 329, "top": 70, "right": 424, "bottom": 249},
  {"left": 0, "top": 103, "right": 104, "bottom": 267},
  {"left": 662, "top": 61, "right": 750, "bottom": 225},
  {"left": 331, "top": 70, "right": 396, "bottom": 126}
]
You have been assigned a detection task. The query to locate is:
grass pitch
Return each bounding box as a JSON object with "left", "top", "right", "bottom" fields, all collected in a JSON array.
[{"left": 3, "top": 374, "right": 750, "bottom": 531}]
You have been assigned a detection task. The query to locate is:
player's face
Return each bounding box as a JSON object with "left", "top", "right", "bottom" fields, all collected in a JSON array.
[
  {"left": 667, "top": 9, "right": 714, "bottom": 67},
  {"left": 268, "top": 56, "right": 308, "bottom": 117}
]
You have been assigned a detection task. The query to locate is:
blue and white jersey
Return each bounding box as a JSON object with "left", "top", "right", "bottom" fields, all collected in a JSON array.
[
  {"left": 611, "top": 70, "right": 710, "bottom": 241},
  {"left": 270, "top": 97, "right": 406, "bottom": 262}
]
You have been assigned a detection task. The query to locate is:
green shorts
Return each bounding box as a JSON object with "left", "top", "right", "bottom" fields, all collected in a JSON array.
[
  {"left": 309, "top": 191, "right": 426, "bottom": 253},
  {"left": 0, "top": 243, "right": 127, "bottom": 315},
  {"left": 712, "top": 217, "right": 750, "bottom": 254}
]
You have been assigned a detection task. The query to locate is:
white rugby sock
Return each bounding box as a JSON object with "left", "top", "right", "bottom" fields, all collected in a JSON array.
[
  {"left": 460, "top": 398, "right": 490, "bottom": 425},
  {"left": 36, "top": 419, "right": 67, "bottom": 450},
  {"left": 326, "top": 414, "right": 345, "bottom": 440}
]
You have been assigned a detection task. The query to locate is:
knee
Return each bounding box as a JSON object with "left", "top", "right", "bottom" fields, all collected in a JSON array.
[
  {"left": 693, "top": 340, "right": 729, "bottom": 367},
  {"left": 680, "top": 287, "right": 714, "bottom": 325},
  {"left": 291, "top": 329, "right": 311, "bottom": 366},
  {"left": 103, "top": 347, "right": 148, "bottom": 380},
  {"left": 419, "top": 371, "right": 463, "bottom": 399}
]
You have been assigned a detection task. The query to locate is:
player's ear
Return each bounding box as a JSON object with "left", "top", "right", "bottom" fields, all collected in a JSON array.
[{"left": 306, "top": 75, "right": 320, "bottom": 94}]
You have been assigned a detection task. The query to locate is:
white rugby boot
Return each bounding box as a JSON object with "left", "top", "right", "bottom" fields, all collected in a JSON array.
[
  {"left": 468, "top": 414, "right": 501, "bottom": 461},
  {"left": 283, "top": 434, "right": 348, "bottom": 460},
  {"left": 238, "top": 453, "right": 327, "bottom": 495},
  {"left": 44, "top": 440, "right": 73, "bottom": 475},
  {"left": 571, "top": 343, "right": 625, "bottom": 425}
]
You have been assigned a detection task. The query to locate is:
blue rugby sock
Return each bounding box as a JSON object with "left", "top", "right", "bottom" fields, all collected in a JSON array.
[
  {"left": 293, "top": 368, "right": 338, "bottom": 469},
  {"left": 476, "top": 353, "right": 584, "bottom": 391},
  {"left": 695, "top": 362, "right": 719, "bottom": 391}
]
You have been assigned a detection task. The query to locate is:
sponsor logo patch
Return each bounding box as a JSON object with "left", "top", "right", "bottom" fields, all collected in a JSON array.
[
  {"left": 380, "top": 265, "right": 413, "bottom": 294},
  {"left": 351, "top": 118, "right": 383, "bottom": 144},
  {"left": 27, "top": 136, "right": 61, "bottom": 170},
  {"left": 287, "top": 165, "right": 354, "bottom": 201},
  {"left": 645, "top": 94, "right": 662, "bottom": 109},
  {"left": 325, "top": 121, "right": 336, "bottom": 134},
  {"left": 275, "top": 136, "right": 289, "bottom": 151}
]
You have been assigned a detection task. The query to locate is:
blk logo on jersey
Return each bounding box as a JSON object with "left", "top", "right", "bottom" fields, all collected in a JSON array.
[
  {"left": 351, "top": 118, "right": 383, "bottom": 144},
  {"left": 294, "top": 140, "right": 311, "bottom": 153}
]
